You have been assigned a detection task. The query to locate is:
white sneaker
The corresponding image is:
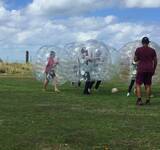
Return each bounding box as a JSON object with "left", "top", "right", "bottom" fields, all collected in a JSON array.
[
  {"left": 150, "top": 94, "right": 154, "bottom": 98},
  {"left": 88, "top": 89, "right": 91, "bottom": 93},
  {"left": 127, "top": 92, "right": 130, "bottom": 97},
  {"left": 55, "top": 89, "right": 60, "bottom": 92}
]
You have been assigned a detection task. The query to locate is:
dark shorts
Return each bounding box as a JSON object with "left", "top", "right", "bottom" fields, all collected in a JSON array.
[
  {"left": 136, "top": 72, "right": 153, "bottom": 85},
  {"left": 46, "top": 70, "right": 56, "bottom": 81},
  {"left": 83, "top": 72, "right": 91, "bottom": 81}
]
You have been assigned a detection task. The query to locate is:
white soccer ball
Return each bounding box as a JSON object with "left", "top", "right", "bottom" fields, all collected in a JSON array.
[{"left": 111, "top": 88, "right": 119, "bottom": 93}]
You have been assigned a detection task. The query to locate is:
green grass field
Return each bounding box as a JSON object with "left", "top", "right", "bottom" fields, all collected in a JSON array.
[{"left": 0, "top": 76, "right": 160, "bottom": 150}]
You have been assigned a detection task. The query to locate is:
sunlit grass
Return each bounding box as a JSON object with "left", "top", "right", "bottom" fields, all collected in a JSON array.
[{"left": 0, "top": 63, "right": 32, "bottom": 76}]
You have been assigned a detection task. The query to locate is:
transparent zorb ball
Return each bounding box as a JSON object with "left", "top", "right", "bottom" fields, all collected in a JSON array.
[
  {"left": 32, "top": 45, "right": 69, "bottom": 85},
  {"left": 65, "top": 40, "right": 112, "bottom": 82},
  {"left": 119, "top": 40, "right": 160, "bottom": 83},
  {"left": 108, "top": 47, "right": 121, "bottom": 79}
]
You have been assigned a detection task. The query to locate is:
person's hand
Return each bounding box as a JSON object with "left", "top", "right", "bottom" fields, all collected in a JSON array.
[{"left": 54, "top": 58, "right": 59, "bottom": 64}]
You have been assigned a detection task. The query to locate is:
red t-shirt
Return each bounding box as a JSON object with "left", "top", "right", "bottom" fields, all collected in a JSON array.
[{"left": 135, "top": 46, "right": 157, "bottom": 73}]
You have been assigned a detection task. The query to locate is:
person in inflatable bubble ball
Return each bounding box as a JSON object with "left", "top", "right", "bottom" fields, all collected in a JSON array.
[
  {"left": 43, "top": 51, "right": 60, "bottom": 92},
  {"left": 79, "top": 47, "right": 93, "bottom": 95},
  {"left": 127, "top": 60, "right": 138, "bottom": 97},
  {"left": 88, "top": 48, "right": 102, "bottom": 92}
]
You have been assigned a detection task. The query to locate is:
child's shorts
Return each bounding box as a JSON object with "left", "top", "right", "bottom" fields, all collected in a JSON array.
[{"left": 46, "top": 70, "right": 56, "bottom": 81}]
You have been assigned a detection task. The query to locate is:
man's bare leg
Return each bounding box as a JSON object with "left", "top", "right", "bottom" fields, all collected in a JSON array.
[
  {"left": 136, "top": 84, "right": 143, "bottom": 105},
  {"left": 145, "top": 85, "right": 151, "bottom": 104},
  {"left": 136, "top": 84, "right": 141, "bottom": 98}
]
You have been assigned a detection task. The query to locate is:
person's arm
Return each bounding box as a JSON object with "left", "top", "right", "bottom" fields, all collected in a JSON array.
[
  {"left": 45, "top": 58, "right": 50, "bottom": 73},
  {"left": 153, "top": 56, "right": 157, "bottom": 71},
  {"left": 134, "top": 48, "right": 139, "bottom": 62},
  {"left": 45, "top": 57, "right": 50, "bottom": 66},
  {"left": 85, "top": 50, "right": 93, "bottom": 62},
  {"left": 134, "top": 55, "right": 138, "bottom": 62},
  {"left": 152, "top": 50, "right": 157, "bottom": 75},
  {"left": 52, "top": 58, "right": 59, "bottom": 68},
  {"left": 77, "top": 58, "right": 82, "bottom": 80},
  {"left": 56, "top": 58, "right": 59, "bottom": 64}
]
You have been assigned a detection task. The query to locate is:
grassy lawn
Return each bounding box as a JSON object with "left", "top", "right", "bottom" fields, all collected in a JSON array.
[{"left": 0, "top": 76, "right": 160, "bottom": 150}]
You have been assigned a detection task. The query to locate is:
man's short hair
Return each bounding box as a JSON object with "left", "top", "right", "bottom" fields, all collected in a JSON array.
[{"left": 142, "top": 37, "right": 150, "bottom": 44}]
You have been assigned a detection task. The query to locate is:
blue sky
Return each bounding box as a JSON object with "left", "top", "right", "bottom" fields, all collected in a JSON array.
[
  {"left": 89, "top": 8, "right": 160, "bottom": 23},
  {"left": 4, "top": 0, "right": 32, "bottom": 9},
  {"left": 0, "top": 0, "right": 160, "bottom": 62}
]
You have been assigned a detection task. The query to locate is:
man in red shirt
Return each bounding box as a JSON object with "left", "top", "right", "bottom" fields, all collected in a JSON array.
[{"left": 134, "top": 37, "right": 157, "bottom": 105}]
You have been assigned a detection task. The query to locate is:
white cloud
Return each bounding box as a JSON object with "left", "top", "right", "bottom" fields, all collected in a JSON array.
[
  {"left": 123, "top": 0, "right": 160, "bottom": 8},
  {"left": 26, "top": 0, "right": 160, "bottom": 17},
  {"left": 0, "top": 12, "right": 159, "bottom": 48},
  {"left": 27, "top": 0, "right": 112, "bottom": 16},
  {"left": 76, "top": 31, "right": 99, "bottom": 42},
  {"left": 104, "top": 15, "right": 117, "bottom": 24}
]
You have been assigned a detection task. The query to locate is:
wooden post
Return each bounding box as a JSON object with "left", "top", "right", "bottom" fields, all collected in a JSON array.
[{"left": 26, "top": 51, "right": 29, "bottom": 63}]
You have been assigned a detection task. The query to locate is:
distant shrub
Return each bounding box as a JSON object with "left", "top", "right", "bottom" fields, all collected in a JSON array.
[
  {"left": 0, "top": 68, "right": 6, "bottom": 73},
  {"left": 0, "top": 62, "right": 32, "bottom": 76}
]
